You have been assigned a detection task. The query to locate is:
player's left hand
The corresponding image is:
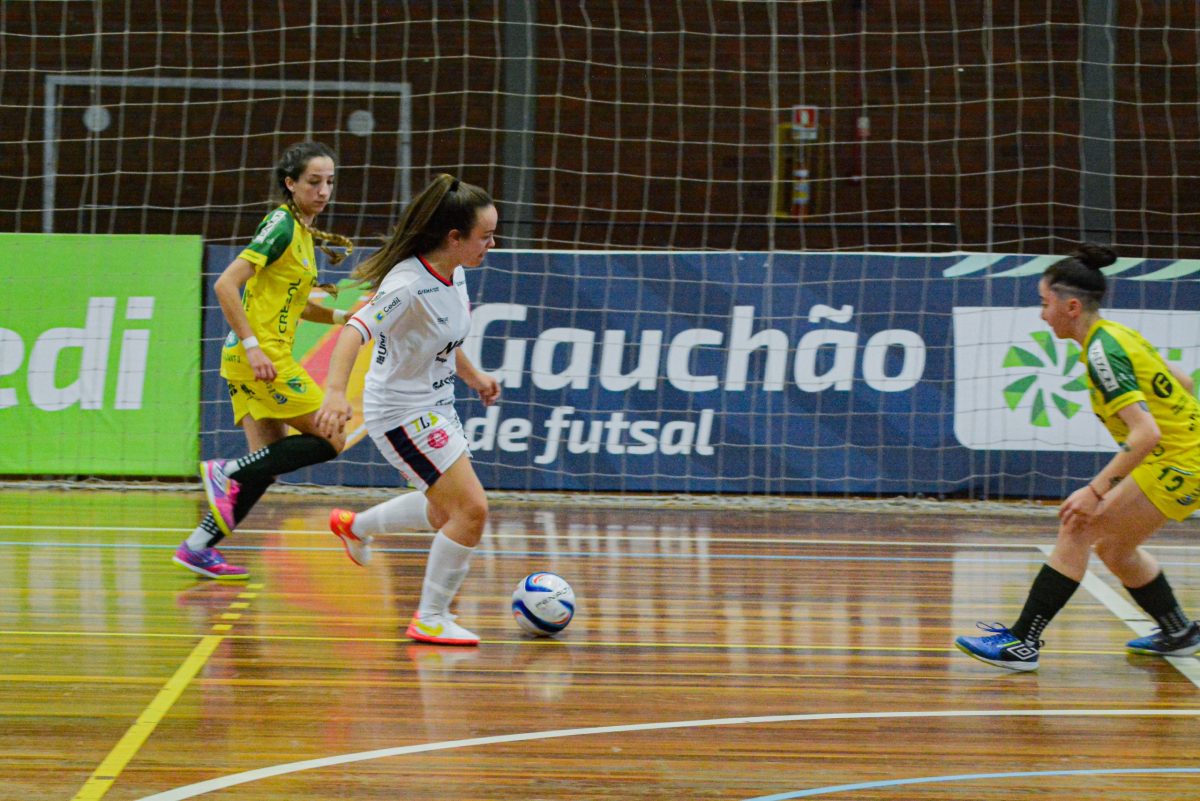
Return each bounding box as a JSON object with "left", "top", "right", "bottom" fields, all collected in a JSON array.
[{"left": 467, "top": 373, "right": 501, "bottom": 407}]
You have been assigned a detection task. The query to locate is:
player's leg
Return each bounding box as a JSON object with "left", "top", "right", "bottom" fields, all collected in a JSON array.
[
  {"left": 174, "top": 388, "right": 278, "bottom": 580},
  {"left": 954, "top": 505, "right": 1095, "bottom": 672},
  {"left": 404, "top": 454, "right": 488, "bottom": 645},
  {"left": 330, "top": 490, "right": 430, "bottom": 567},
  {"left": 1091, "top": 473, "right": 1200, "bottom": 656}
]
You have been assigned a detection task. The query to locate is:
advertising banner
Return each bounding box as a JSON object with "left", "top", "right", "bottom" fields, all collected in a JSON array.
[
  {"left": 1, "top": 234, "right": 202, "bottom": 475},
  {"left": 201, "top": 247, "right": 1200, "bottom": 497}
]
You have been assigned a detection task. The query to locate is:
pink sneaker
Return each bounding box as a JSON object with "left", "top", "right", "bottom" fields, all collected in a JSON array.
[
  {"left": 172, "top": 543, "right": 249, "bottom": 581},
  {"left": 329, "top": 508, "right": 373, "bottom": 566},
  {"left": 200, "top": 459, "right": 241, "bottom": 538}
]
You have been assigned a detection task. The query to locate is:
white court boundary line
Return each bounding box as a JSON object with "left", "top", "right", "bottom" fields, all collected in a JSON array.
[
  {"left": 1038, "top": 544, "right": 1200, "bottom": 687},
  {"left": 8, "top": 523, "right": 1200, "bottom": 553},
  {"left": 132, "top": 708, "right": 1200, "bottom": 801}
]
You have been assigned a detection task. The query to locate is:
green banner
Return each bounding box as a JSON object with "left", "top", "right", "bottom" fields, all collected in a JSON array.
[{"left": 0, "top": 234, "right": 202, "bottom": 475}]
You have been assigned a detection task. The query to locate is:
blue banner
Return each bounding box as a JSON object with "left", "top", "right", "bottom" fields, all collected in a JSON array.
[{"left": 202, "top": 248, "right": 1200, "bottom": 497}]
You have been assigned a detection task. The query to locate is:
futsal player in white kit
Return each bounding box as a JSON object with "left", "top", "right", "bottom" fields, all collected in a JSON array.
[{"left": 315, "top": 174, "right": 500, "bottom": 646}]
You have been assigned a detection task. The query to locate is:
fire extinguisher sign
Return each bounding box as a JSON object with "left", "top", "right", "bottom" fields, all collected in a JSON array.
[{"left": 792, "top": 105, "right": 818, "bottom": 141}]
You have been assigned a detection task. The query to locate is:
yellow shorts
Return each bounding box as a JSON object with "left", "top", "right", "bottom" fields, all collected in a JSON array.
[
  {"left": 223, "top": 361, "right": 324, "bottom": 424},
  {"left": 1130, "top": 458, "right": 1200, "bottom": 522}
]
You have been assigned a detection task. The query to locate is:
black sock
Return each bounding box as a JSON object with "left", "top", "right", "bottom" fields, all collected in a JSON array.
[
  {"left": 198, "top": 477, "right": 275, "bottom": 548},
  {"left": 225, "top": 434, "right": 337, "bottom": 483},
  {"left": 1126, "top": 572, "right": 1193, "bottom": 637},
  {"left": 1011, "top": 564, "right": 1080, "bottom": 645},
  {"left": 196, "top": 513, "right": 224, "bottom": 548}
]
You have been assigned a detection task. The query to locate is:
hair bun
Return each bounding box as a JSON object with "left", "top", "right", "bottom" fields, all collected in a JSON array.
[{"left": 1071, "top": 242, "right": 1117, "bottom": 270}]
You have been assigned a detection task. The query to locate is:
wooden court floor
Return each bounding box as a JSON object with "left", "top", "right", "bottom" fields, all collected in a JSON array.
[{"left": 3, "top": 487, "right": 1200, "bottom": 800}]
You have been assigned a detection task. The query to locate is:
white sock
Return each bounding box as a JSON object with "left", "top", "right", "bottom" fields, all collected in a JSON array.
[
  {"left": 185, "top": 525, "right": 210, "bottom": 551},
  {"left": 417, "top": 531, "right": 474, "bottom": 617},
  {"left": 354, "top": 491, "right": 431, "bottom": 536}
]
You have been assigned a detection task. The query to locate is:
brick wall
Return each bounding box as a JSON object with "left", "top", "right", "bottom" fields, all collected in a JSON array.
[{"left": 1, "top": 2, "right": 1195, "bottom": 256}]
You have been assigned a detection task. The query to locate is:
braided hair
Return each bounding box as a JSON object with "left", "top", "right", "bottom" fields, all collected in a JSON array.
[{"left": 274, "top": 142, "right": 355, "bottom": 276}]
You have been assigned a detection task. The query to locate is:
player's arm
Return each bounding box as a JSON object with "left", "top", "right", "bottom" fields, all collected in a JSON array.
[
  {"left": 456, "top": 350, "right": 500, "bottom": 407},
  {"left": 1168, "top": 364, "right": 1196, "bottom": 397},
  {"left": 301, "top": 299, "right": 351, "bottom": 325},
  {"left": 1060, "top": 400, "right": 1160, "bottom": 527},
  {"left": 1098, "top": 401, "right": 1161, "bottom": 491},
  {"left": 315, "top": 325, "right": 367, "bottom": 438},
  {"left": 214, "top": 257, "right": 276, "bottom": 382}
]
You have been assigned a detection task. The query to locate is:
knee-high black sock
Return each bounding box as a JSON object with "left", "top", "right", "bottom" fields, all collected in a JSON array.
[
  {"left": 1011, "top": 564, "right": 1080, "bottom": 645},
  {"left": 225, "top": 434, "right": 337, "bottom": 483},
  {"left": 201, "top": 476, "right": 275, "bottom": 548},
  {"left": 1127, "top": 572, "right": 1193, "bottom": 637}
]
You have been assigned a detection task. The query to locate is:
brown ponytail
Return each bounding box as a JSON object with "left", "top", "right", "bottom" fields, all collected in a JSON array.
[{"left": 353, "top": 174, "right": 493, "bottom": 291}]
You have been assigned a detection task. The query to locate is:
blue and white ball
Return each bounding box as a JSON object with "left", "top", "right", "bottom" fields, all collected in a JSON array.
[{"left": 512, "top": 572, "right": 576, "bottom": 636}]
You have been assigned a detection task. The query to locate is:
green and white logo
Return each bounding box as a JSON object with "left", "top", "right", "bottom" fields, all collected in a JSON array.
[
  {"left": 1000, "top": 330, "right": 1088, "bottom": 428},
  {"left": 953, "top": 307, "right": 1200, "bottom": 452}
]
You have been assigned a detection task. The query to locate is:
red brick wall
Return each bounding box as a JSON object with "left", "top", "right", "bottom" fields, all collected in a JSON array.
[{"left": 1, "top": 2, "right": 1195, "bottom": 256}]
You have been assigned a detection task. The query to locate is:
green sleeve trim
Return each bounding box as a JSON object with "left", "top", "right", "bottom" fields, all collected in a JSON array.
[
  {"left": 241, "top": 209, "right": 295, "bottom": 266},
  {"left": 1087, "top": 327, "right": 1139, "bottom": 404}
]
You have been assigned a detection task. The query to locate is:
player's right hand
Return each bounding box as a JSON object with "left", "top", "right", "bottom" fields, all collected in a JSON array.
[
  {"left": 246, "top": 346, "right": 277, "bottom": 382},
  {"left": 315, "top": 392, "right": 353, "bottom": 438}
]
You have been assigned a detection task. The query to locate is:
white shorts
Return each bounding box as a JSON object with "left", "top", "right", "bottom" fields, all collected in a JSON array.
[{"left": 368, "top": 407, "right": 469, "bottom": 491}]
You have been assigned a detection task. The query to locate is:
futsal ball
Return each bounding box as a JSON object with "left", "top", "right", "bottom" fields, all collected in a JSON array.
[{"left": 512, "top": 572, "right": 576, "bottom": 636}]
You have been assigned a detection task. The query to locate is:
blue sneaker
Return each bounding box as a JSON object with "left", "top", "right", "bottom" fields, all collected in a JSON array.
[
  {"left": 955, "top": 622, "right": 1040, "bottom": 672},
  {"left": 1127, "top": 622, "right": 1200, "bottom": 656}
]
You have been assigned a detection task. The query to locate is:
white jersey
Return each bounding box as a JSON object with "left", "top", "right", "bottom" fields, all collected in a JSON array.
[{"left": 347, "top": 255, "right": 472, "bottom": 424}]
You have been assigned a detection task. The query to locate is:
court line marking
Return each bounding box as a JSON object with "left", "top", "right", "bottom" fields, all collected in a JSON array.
[
  {"left": 69, "top": 583, "right": 263, "bottom": 801},
  {"left": 130, "top": 708, "right": 1200, "bottom": 801},
  {"left": 0, "top": 628, "right": 1145, "bottom": 657},
  {"left": 70, "top": 635, "right": 224, "bottom": 801},
  {"left": 741, "top": 767, "right": 1200, "bottom": 800},
  {"left": 1039, "top": 544, "right": 1200, "bottom": 688},
  {"left": 4, "top": 524, "right": 1200, "bottom": 552}
]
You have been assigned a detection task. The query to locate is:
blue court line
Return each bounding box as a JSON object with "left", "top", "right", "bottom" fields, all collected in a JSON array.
[{"left": 741, "top": 766, "right": 1200, "bottom": 799}]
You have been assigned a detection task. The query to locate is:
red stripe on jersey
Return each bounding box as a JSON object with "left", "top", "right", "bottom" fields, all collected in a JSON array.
[{"left": 417, "top": 255, "right": 454, "bottom": 286}]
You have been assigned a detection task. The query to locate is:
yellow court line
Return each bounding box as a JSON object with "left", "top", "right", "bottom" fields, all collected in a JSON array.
[{"left": 71, "top": 634, "right": 224, "bottom": 801}]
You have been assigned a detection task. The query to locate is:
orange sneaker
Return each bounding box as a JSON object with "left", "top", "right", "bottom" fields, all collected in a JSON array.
[{"left": 329, "top": 508, "right": 373, "bottom": 566}]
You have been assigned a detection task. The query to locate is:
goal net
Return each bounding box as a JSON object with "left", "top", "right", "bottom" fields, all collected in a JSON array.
[{"left": 2, "top": 2, "right": 1198, "bottom": 499}]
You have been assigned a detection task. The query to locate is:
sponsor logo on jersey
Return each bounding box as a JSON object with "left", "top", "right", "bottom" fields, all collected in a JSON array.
[
  {"left": 251, "top": 209, "right": 288, "bottom": 244},
  {"left": 1089, "top": 338, "right": 1119, "bottom": 393},
  {"left": 374, "top": 295, "right": 403, "bottom": 321}
]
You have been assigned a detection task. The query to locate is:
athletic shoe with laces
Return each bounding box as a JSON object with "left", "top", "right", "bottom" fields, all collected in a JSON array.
[
  {"left": 200, "top": 459, "right": 241, "bottom": 538},
  {"left": 172, "top": 543, "right": 249, "bottom": 581},
  {"left": 406, "top": 611, "right": 480, "bottom": 646},
  {"left": 1126, "top": 621, "right": 1200, "bottom": 656},
  {"left": 329, "top": 508, "right": 374, "bottom": 566},
  {"left": 955, "top": 622, "right": 1040, "bottom": 672}
]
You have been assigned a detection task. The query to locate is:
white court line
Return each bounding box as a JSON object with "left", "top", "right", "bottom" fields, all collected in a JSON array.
[
  {"left": 131, "top": 708, "right": 1200, "bottom": 801},
  {"left": 5, "top": 523, "right": 1200, "bottom": 552},
  {"left": 1038, "top": 544, "right": 1200, "bottom": 687}
]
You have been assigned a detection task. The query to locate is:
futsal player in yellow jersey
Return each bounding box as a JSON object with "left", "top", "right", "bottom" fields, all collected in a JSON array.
[
  {"left": 957, "top": 243, "right": 1200, "bottom": 671},
  {"left": 174, "top": 142, "right": 355, "bottom": 580}
]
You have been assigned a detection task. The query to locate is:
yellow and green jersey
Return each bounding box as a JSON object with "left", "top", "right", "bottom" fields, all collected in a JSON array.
[
  {"left": 1085, "top": 318, "right": 1200, "bottom": 462},
  {"left": 220, "top": 205, "right": 318, "bottom": 380}
]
